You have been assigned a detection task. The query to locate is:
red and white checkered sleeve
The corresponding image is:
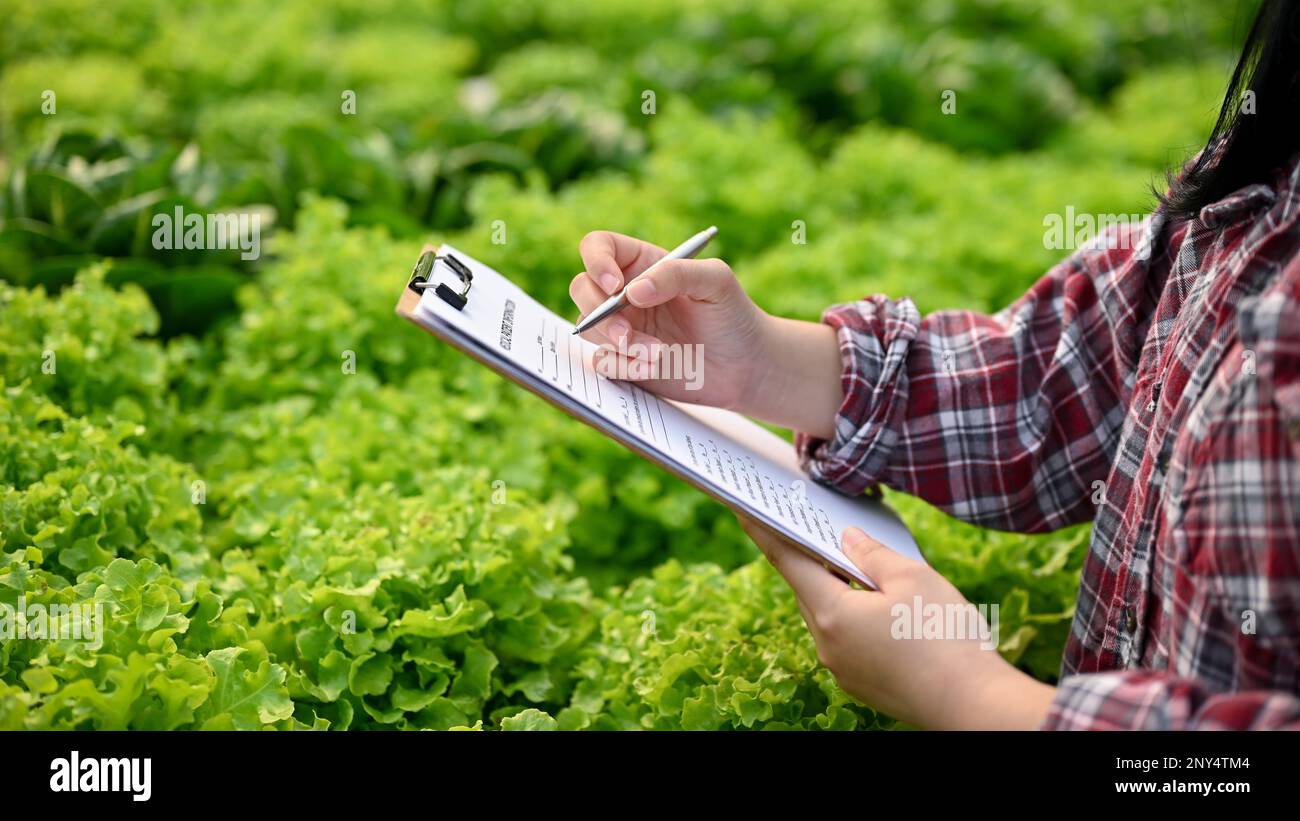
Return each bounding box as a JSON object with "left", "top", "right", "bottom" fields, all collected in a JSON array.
[
  {"left": 796, "top": 223, "right": 1153, "bottom": 532},
  {"left": 1041, "top": 671, "right": 1300, "bottom": 730}
]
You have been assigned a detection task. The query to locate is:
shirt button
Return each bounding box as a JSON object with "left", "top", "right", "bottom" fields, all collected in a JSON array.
[{"left": 1123, "top": 606, "right": 1137, "bottom": 633}]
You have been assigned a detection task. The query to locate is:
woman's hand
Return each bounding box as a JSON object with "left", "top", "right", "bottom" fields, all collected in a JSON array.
[
  {"left": 571, "top": 230, "right": 767, "bottom": 411},
  {"left": 572, "top": 231, "right": 844, "bottom": 438},
  {"left": 736, "top": 515, "right": 1057, "bottom": 729}
]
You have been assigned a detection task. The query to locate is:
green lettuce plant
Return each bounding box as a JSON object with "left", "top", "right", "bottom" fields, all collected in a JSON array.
[{"left": 0, "top": 0, "right": 1231, "bottom": 730}]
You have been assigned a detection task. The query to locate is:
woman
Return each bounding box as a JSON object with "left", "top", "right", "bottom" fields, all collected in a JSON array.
[{"left": 568, "top": 0, "right": 1300, "bottom": 729}]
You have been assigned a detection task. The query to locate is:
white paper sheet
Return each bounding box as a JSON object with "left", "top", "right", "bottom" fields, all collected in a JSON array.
[{"left": 411, "top": 245, "right": 922, "bottom": 586}]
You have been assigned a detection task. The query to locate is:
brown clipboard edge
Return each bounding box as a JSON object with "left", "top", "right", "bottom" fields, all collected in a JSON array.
[{"left": 395, "top": 263, "right": 865, "bottom": 589}]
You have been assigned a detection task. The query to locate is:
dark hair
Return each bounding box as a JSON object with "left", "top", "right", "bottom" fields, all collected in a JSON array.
[{"left": 1162, "top": 0, "right": 1300, "bottom": 221}]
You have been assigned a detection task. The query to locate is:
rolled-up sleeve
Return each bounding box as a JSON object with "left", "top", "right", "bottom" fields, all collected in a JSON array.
[
  {"left": 797, "top": 223, "right": 1155, "bottom": 533},
  {"left": 795, "top": 295, "right": 921, "bottom": 493}
]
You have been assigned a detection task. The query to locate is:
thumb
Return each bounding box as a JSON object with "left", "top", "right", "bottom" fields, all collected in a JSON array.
[
  {"left": 625, "top": 258, "right": 735, "bottom": 308},
  {"left": 841, "top": 527, "right": 918, "bottom": 589}
]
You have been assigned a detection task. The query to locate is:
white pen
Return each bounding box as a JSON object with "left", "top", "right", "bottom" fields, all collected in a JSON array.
[{"left": 572, "top": 226, "right": 718, "bottom": 335}]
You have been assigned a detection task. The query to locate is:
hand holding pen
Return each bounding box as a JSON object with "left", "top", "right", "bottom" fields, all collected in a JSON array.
[
  {"left": 573, "top": 226, "right": 718, "bottom": 335},
  {"left": 569, "top": 229, "right": 844, "bottom": 438}
]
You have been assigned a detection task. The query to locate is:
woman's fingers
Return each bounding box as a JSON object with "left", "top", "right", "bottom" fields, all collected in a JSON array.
[
  {"left": 625, "top": 258, "right": 736, "bottom": 308},
  {"left": 578, "top": 231, "right": 629, "bottom": 294},
  {"left": 593, "top": 329, "right": 665, "bottom": 380},
  {"left": 593, "top": 351, "right": 655, "bottom": 380},
  {"left": 575, "top": 316, "right": 609, "bottom": 346},
  {"left": 569, "top": 271, "right": 608, "bottom": 314},
  {"left": 735, "top": 514, "right": 848, "bottom": 616},
  {"left": 572, "top": 234, "right": 734, "bottom": 359},
  {"left": 578, "top": 231, "right": 666, "bottom": 295},
  {"left": 571, "top": 266, "right": 661, "bottom": 346},
  {"left": 571, "top": 272, "right": 619, "bottom": 345},
  {"left": 840, "top": 527, "right": 921, "bottom": 592},
  {"left": 574, "top": 306, "right": 642, "bottom": 348}
]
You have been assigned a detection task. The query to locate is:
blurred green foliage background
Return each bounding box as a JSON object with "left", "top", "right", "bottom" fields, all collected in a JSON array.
[{"left": 0, "top": 0, "right": 1248, "bottom": 729}]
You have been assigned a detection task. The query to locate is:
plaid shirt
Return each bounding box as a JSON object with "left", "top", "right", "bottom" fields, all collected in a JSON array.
[{"left": 797, "top": 156, "right": 1300, "bottom": 730}]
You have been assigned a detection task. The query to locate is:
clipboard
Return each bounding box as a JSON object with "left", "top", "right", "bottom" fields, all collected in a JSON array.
[{"left": 395, "top": 244, "right": 922, "bottom": 587}]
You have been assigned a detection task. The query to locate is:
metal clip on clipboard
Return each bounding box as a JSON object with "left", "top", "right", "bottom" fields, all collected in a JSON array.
[{"left": 408, "top": 250, "right": 473, "bottom": 310}]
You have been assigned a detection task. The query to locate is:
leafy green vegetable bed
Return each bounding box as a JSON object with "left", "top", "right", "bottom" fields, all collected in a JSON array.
[{"left": 0, "top": 0, "right": 1230, "bottom": 728}]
